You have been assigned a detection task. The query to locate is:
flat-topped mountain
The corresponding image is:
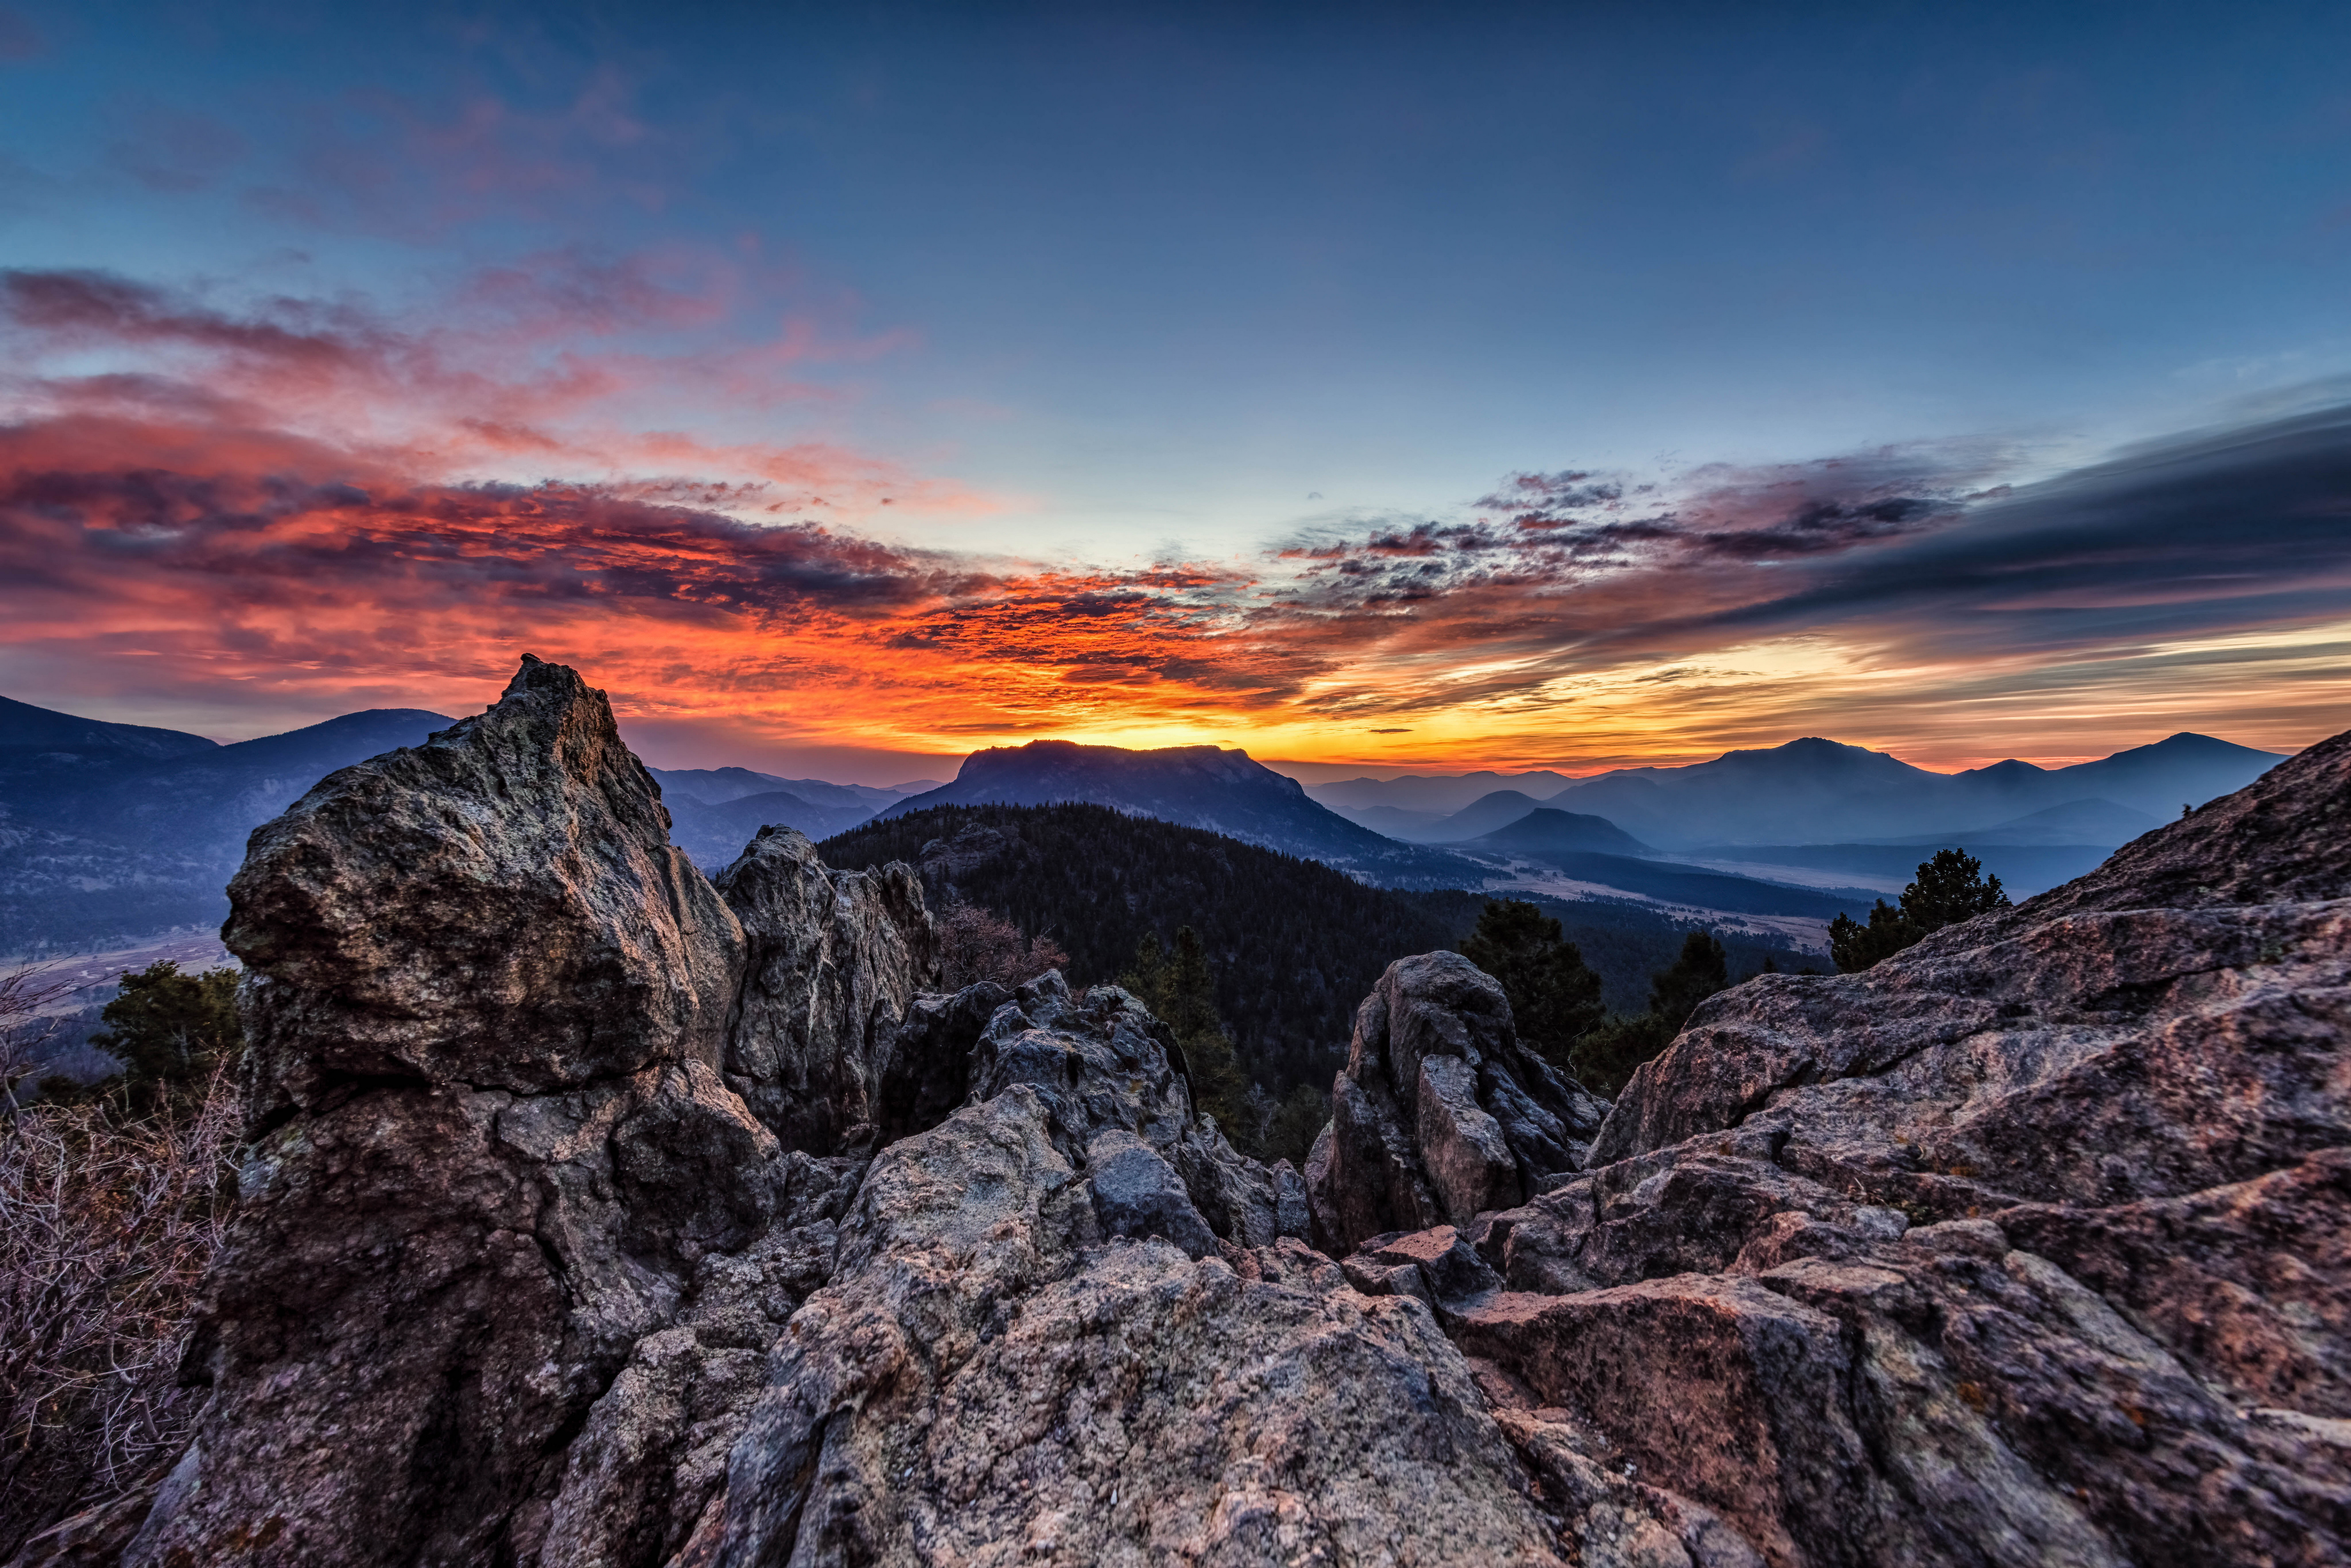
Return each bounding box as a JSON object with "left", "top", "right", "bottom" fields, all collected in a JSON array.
[{"left": 883, "top": 738, "right": 1473, "bottom": 883}]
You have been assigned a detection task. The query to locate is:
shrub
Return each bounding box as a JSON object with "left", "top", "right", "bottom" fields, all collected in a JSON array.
[
  {"left": 0, "top": 1071, "right": 237, "bottom": 1553},
  {"left": 937, "top": 903, "right": 1071, "bottom": 991}
]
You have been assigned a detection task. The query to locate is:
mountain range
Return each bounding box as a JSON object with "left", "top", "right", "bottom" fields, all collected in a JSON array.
[
  {"left": 1312, "top": 733, "right": 2283, "bottom": 849},
  {"left": 648, "top": 767, "right": 911, "bottom": 866},
  {"left": 0, "top": 701, "right": 457, "bottom": 951},
  {"left": 0, "top": 686, "right": 2303, "bottom": 955}
]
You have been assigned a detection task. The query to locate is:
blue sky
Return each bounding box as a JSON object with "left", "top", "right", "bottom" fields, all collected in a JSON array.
[{"left": 2, "top": 1, "right": 2348, "bottom": 776}]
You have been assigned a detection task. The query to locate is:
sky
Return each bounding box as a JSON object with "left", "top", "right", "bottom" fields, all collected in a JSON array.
[{"left": 1, "top": 0, "right": 2348, "bottom": 782}]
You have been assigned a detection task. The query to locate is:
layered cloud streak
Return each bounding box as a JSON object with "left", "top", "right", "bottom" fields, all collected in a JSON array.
[{"left": 2, "top": 264, "right": 2345, "bottom": 766}]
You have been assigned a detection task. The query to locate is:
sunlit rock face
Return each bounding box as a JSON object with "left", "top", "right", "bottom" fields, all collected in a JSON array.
[{"left": 32, "top": 658, "right": 2345, "bottom": 1568}]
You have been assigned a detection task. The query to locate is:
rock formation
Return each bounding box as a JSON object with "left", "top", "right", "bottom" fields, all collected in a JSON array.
[
  {"left": 11, "top": 659, "right": 2345, "bottom": 1567},
  {"left": 1352, "top": 728, "right": 2351, "bottom": 1565},
  {"left": 1305, "top": 950, "right": 1610, "bottom": 1253}
]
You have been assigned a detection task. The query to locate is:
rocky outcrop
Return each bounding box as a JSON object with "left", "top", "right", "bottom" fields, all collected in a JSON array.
[
  {"left": 1305, "top": 950, "right": 1609, "bottom": 1254},
  {"left": 22, "top": 659, "right": 2346, "bottom": 1567},
  {"left": 1329, "top": 728, "right": 2351, "bottom": 1566},
  {"left": 715, "top": 825, "right": 939, "bottom": 1153},
  {"left": 27, "top": 656, "right": 1564, "bottom": 1568},
  {"left": 694, "top": 1011, "right": 1560, "bottom": 1567},
  {"left": 223, "top": 653, "right": 742, "bottom": 1106}
]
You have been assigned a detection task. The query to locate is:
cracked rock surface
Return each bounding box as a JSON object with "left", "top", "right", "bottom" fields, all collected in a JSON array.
[
  {"left": 1350, "top": 728, "right": 2351, "bottom": 1567},
  {"left": 19, "top": 662, "right": 2347, "bottom": 1568}
]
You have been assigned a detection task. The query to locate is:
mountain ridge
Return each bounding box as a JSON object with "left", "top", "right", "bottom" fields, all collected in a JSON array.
[
  {"left": 881, "top": 738, "right": 1475, "bottom": 884},
  {"left": 1525, "top": 732, "right": 2278, "bottom": 848}
]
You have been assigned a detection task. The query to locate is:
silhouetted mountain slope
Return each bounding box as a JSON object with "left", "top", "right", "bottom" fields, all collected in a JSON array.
[
  {"left": 1686, "top": 843, "right": 2116, "bottom": 899},
  {"left": 1330, "top": 804, "right": 1449, "bottom": 839},
  {"left": 1546, "top": 733, "right": 2284, "bottom": 848},
  {"left": 819, "top": 803, "right": 1813, "bottom": 1093},
  {"left": 1305, "top": 769, "right": 1578, "bottom": 815},
  {"left": 0, "top": 703, "right": 450, "bottom": 952},
  {"left": 0, "top": 693, "right": 218, "bottom": 761},
  {"left": 1459, "top": 805, "right": 1654, "bottom": 856},
  {"left": 646, "top": 767, "right": 912, "bottom": 865},
  {"left": 1421, "top": 789, "right": 1545, "bottom": 841},
  {"left": 59, "top": 710, "right": 455, "bottom": 855},
  {"left": 665, "top": 788, "right": 874, "bottom": 868},
  {"left": 648, "top": 765, "right": 899, "bottom": 814},
  {"left": 2015, "top": 733, "right": 2285, "bottom": 818},
  {"left": 824, "top": 803, "right": 1458, "bottom": 1094},
  {"left": 881, "top": 740, "right": 1475, "bottom": 884}
]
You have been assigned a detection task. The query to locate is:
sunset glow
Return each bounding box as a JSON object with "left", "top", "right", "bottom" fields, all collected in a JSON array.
[{"left": 3, "top": 5, "right": 2348, "bottom": 778}]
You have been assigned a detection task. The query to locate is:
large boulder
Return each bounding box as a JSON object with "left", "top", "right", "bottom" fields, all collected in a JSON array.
[
  {"left": 1305, "top": 949, "right": 1609, "bottom": 1254},
  {"left": 126, "top": 659, "right": 773, "bottom": 1566},
  {"left": 223, "top": 653, "right": 743, "bottom": 1105}
]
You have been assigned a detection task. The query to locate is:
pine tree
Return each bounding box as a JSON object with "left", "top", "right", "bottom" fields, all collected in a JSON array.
[
  {"left": 1120, "top": 926, "right": 1246, "bottom": 1135},
  {"left": 1458, "top": 899, "right": 1606, "bottom": 1070},
  {"left": 1829, "top": 849, "right": 2011, "bottom": 972},
  {"left": 88, "top": 961, "right": 243, "bottom": 1110},
  {"left": 1570, "top": 930, "right": 1732, "bottom": 1096}
]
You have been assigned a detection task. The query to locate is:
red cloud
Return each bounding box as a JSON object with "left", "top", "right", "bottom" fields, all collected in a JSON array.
[{"left": 3, "top": 264, "right": 2345, "bottom": 769}]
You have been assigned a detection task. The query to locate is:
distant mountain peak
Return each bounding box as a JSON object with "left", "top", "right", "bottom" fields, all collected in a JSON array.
[{"left": 885, "top": 738, "right": 1462, "bottom": 878}]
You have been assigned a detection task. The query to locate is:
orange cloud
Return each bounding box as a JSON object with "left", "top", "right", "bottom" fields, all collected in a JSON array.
[{"left": 3, "top": 265, "right": 2347, "bottom": 771}]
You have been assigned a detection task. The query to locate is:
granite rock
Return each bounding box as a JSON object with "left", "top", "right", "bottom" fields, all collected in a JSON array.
[{"left": 1307, "top": 950, "right": 1609, "bottom": 1254}]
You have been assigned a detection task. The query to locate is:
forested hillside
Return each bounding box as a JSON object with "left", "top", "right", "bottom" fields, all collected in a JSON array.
[{"left": 820, "top": 804, "right": 1813, "bottom": 1097}]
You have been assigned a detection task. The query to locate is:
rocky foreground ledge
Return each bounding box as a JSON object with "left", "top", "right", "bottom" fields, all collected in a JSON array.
[{"left": 14, "top": 658, "right": 2346, "bottom": 1567}]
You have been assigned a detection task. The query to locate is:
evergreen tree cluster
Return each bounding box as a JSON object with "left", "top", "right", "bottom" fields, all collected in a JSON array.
[
  {"left": 1118, "top": 927, "right": 1332, "bottom": 1167},
  {"left": 1391, "top": 888, "right": 1810, "bottom": 1015},
  {"left": 1452, "top": 901, "right": 1756, "bottom": 1096},
  {"left": 26, "top": 961, "right": 245, "bottom": 1111},
  {"left": 822, "top": 804, "right": 1464, "bottom": 1098},
  {"left": 820, "top": 804, "right": 1827, "bottom": 1141},
  {"left": 1828, "top": 849, "right": 2012, "bottom": 972}
]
